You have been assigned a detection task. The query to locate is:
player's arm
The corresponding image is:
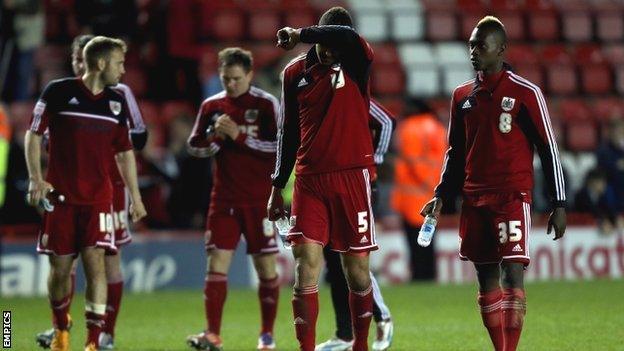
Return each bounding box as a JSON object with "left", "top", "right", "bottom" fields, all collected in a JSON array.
[
  {"left": 114, "top": 149, "right": 146, "bottom": 222},
  {"left": 268, "top": 69, "right": 300, "bottom": 220},
  {"left": 369, "top": 99, "right": 396, "bottom": 165},
  {"left": 187, "top": 101, "right": 224, "bottom": 158},
  {"left": 422, "top": 92, "right": 466, "bottom": 218},
  {"left": 517, "top": 85, "right": 566, "bottom": 239},
  {"left": 118, "top": 84, "right": 148, "bottom": 150}
]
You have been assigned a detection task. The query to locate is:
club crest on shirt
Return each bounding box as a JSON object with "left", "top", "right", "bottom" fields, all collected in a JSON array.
[
  {"left": 109, "top": 101, "right": 122, "bottom": 115},
  {"left": 244, "top": 109, "right": 259, "bottom": 123},
  {"left": 501, "top": 97, "right": 515, "bottom": 111}
]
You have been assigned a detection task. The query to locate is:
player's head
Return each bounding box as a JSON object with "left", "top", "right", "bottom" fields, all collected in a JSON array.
[
  {"left": 469, "top": 16, "right": 507, "bottom": 73},
  {"left": 218, "top": 47, "right": 253, "bottom": 98},
  {"left": 71, "top": 34, "right": 95, "bottom": 76},
  {"left": 83, "top": 36, "right": 127, "bottom": 86},
  {"left": 315, "top": 7, "right": 353, "bottom": 66}
]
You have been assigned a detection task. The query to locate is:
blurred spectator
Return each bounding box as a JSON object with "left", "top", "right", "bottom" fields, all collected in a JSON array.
[
  {"left": 0, "top": 0, "right": 44, "bottom": 101},
  {"left": 391, "top": 99, "right": 447, "bottom": 281},
  {"left": 166, "top": 115, "right": 212, "bottom": 229},
  {"left": 596, "top": 119, "right": 624, "bottom": 215},
  {"left": 75, "top": 0, "right": 137, "bottom": 38},
  {"left": 574, "top": 168, "right": 623, "bottom": 235}
]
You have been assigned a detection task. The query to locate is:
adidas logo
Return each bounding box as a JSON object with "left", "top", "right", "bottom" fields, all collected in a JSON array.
[
  {"left": 294, "top": 317, "right": 306, "bottom": 325},
  {"left": 360, "top": 236, "right": 369, "bottom": 244},
  {"left": 512, "top": 244, "right": 523, "bottom": 252},
  {"left": 462, "top": 100, "right": 472, "bottom": 109},
  {"left": 357, "top": 311, "right": 373, "bottom": 318},
  {"left": 68, "top": 97, "right": 79, "bottom": 105},
  {"left": 297, "top": 77, "right": 309, "bottom": 87}
]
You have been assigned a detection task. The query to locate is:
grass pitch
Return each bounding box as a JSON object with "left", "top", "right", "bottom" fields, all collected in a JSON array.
[{"left": 2, "top": 279, "right": 623, "bottom": 350}]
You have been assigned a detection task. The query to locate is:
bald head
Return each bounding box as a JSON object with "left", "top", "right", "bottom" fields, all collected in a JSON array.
[{"left": 469, "top": 16, "right": 507, "bottom": 74}]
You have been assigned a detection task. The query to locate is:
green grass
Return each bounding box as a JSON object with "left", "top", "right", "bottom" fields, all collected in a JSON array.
[{"left": 2, "top": 279, "right": 623, "bottom": 350}]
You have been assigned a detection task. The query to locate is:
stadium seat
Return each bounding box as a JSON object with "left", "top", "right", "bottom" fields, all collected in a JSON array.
[
  {"left": 497, "top": 12, "right": 525, "bottom": 41},
  {"left": 384, "top": 0, "right": 423, "bottom": 12},
  {"left": 596, "top": 12, "right": 624, "bottom": 42},
  {"left": 347, "top": 0, "right": 384, "bottom": 11},
  {"left": 248, "top": 11, "right": 281, "bottom": 41},
  {"left": 456, "top": 0, "right": 484, "bottom": 12},
  {"left": 211, "top": 10, "right": 245, "bottom": 41},
  {"left": 421, "top": 0, "right": 456, "bottom": 11},
  {"left": 371, "top": 43, "right": 400, "bottom": 65},
  {"left": 122, "top": 68, "right": 147, "bottom": 98},
  {"left": 434, "top": 42, "right": 469, "bottom": 67},
  {"left": 371, "top": 65, "right": 405, "bottom": 95},
  {"left": 406, "top": 68, "right": 439, "bottom": 97},
  {"left": 540, "top": 44, "right": 571, "bottom": 64},
  {"left": 559, "top": 99, "right": 591, "bottom": 121},
  {"left": 441, "top": 65, "right": 474, "bottom": 96},
  {"left": 514, "top": 65, "right": 544, "bottom": 89},
  {"left": 545, "top": 63, "right": 577, "bottom": 95},
  {"left": 603, "top": 44, "right": 624, "bottom": 64},
  {"left": 574, "top": 44, "right": 605, "bottom": 64},
  {"left": 390, "top": 10, "right": 425, "bottom": 41},
  {"left": 398, "top": 43, "right": 436, "bottom": 67},
  {"left": 528, "top": 11, "right": 559, "bottom": 41},
  {"left": 250, "top": 44, "right": 282, "bottom": 69},
  {"left": 505, "top": 45, "right": 540, "bottom": 66},
  {"left": 614, "top": 66, "right": 624, "bottom": 94},
  {"left": 355, "top": 10, "right": 388, "bottom": 42},
  {"left": 284, "top": 9, "right": 317, "bottom": 28},
  {"left": 426, "top": 11, "right": 458, "bottom": 41},
  {"left": 566, "top": 120, "right": 598, "bottom": 152},
  {"left": 592, "top": 98, "right": 624, "bottom": 121},
  {"left": 580, "top": 64, "right": 612, "bottom": 95},
  {"left": 460, "top": 12, "right": 482, "bottom": 40},
  {"left": 137, "top": 100, "right": 160, "bottom": 126},
  {"left": 562, "top": 12, "right": 592, "bottom": 42}
]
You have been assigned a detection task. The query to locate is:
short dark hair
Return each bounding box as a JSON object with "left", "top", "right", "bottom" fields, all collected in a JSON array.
[
  {"left": 71, "top": 34, "right": 95, "bottom": 54},
  {"left": 83, "top": 36, "right": 127, "bottom": 70},
  {"left": 218, "top": 47, "right": 253, "bottom": 72},
  {"left": 476, "top": 15, "right": 507, "bottom": 43},
  {"left": 319, "top": 6, "right": 353, "bottom": 27}
]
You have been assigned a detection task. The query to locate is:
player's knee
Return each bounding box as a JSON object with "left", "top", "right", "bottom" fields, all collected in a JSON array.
[
  {"left": 501, "top": 263, "right": 524, "bottom": 288},
  {"left": 344, "top": 267, "right": 371, "bottom": 292}
]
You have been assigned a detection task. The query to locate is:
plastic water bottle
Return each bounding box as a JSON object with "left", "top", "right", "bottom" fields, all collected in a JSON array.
[
  {"left": 417, "top": 215, "right": 437, "bottom": 247},
  {"left": 40, "top": 190, "right": 65, "bottom": 212},
  {"left": 274, "top": 216, "right": 293, "bottom": 249}
]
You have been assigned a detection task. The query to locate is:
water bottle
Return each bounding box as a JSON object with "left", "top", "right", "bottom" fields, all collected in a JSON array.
[
  {"left": 417, "top": 215, "right": 437, "bottom": 247},
  {"left": 274, "top": 216, "right": 293, "bottom": 249},
  {"left": 40, "top": 190, "right": 65, "bottom": 212}
]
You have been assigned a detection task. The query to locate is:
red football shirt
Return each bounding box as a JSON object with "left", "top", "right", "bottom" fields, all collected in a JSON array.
[
  {"left": 29, "top": 78, "right": 133, "bottom": 205},
  {"left": 272, "top": 25, "right": 375, "bottom": 188},
  {"left": 188, "top": 86, "right": 279, "bottom": 205},
  {"left": 435, "top": 68, "right": 566, "bottom": 207}
]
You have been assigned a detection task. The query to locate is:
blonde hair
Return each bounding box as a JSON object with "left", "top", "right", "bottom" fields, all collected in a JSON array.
[{"left": 83, "top": 36, "right": 127, "bottom": 70}]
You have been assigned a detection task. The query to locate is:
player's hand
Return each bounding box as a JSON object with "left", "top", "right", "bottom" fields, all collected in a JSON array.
[
  {"left": 26, "top": 179, "right": 53, "bottom": 207},
  {"left": 547, "top": 207, "right": 566, "bottom": 240},
  {"left": 276, "top": 27, "right": 300, "bottom": 50},
  {"left": 267, "top": 187, "right": 286, "bottom": 221},
  {"left": 420, "top": 197, "right": 443, "bottom": 219},
  {"left": 129, "top": 200, "right": 147, "bottom": 223},
  {"left": 215, "top": 115, "right": 240, "bottom": 140}
]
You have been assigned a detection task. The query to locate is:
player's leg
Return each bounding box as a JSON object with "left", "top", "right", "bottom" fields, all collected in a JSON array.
[
  {"left": 370, "top": 272, "right": 393, "bottom": 351},
  {"left": 99, "top": 251, "right": 123, "bottom": 349},
  {"left": 475, "top": 263, "right": 505, "bottom": 351},
  {"left": 315, "top": 247, "right": 354, "bottom": 351},
  {"left": 340, "top": 253, "right": 373, "bottom": 351},
  {"left": 47, "top": 254, "right": 74, "bottom": 350},
  {"left": 252, "top": 253, "right": 279, "bottom": 349},
  {"left": 205, "top": 249, "right": 234, "bottom": 334},
  {"left": 81, "top": 246, "right": 107, "bottom": 349},
  {"left": 500, "top": 263, "right": 526, "bottom": 351},
  {"left": 292, "top": 243, "right": 324, "bottom": 351}
]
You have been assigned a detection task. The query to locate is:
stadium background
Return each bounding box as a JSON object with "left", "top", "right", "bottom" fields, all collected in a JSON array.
[{"left": 1, "top": 0, "right": 623, "bottom": 350}]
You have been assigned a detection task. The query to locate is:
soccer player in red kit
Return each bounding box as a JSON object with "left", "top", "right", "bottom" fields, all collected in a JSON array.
[
  {"left": 267, "top": 7, "right": 377, "bottom": 351},
  {"left": 25, "top": 36, "right": 146, "bottom": 351},
  {"left": 421, "top": 17, "right": 566, "bottom": 351},
  {"left": 34, "top": 34, "right": 148, "bottom": 350},
  {"left": 186, "top": 47, "right": 280, "bottom": 351}
]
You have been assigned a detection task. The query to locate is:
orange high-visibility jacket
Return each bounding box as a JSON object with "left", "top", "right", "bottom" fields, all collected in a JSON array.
[{"left": 391, "top": 113, "right": 447, "bottom": 226}]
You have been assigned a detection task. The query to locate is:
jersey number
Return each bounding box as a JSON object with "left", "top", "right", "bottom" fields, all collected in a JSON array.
[
  {"left": 499, "top": 113, "right": 512, "bottom": 133},
  {"left": 498, "top": 220, "right": 522, "bottom": 244},
  {"left": 99, "top": 213, "right": 114, "bottom": 233},
  {"left": 357, "top": 211, "right": 368, "bottom": 233}
]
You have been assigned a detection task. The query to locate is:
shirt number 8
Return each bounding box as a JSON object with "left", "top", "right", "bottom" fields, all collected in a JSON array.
[{"left": 499, "top": 112, "right": 512, "bottom": 133}]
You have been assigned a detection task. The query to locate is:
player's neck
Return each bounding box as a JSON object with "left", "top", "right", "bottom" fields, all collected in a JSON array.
[
  {"left": 81, "top": 73, "right": 106, "bottom": 95},
  {"left": 481, "top": 61, "right": 503, "bottom": 76}
]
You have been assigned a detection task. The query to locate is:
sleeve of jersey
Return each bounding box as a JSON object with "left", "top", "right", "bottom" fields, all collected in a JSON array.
[
  {"left": 29, "top": 82, "right": 56, "bottom": 134},
  {"left": 113, "top": 123, "right": 133, "bottom": 153},
  {"left": 434, "top": 94, "right": 466, "bottom": 201},
  {"left": 518, "top": 86, "right": 566, "bottom": 207},
  {"left": 187, "top": 102, "right": 223, "bottom": 158},
  {"left": 271, "top": 69, "right": 300, "bottom": 189},
  {"left": 369, "top": 100, "right": 396, "bottom": 165},
  {"left": 232, "top": 95, "right": 279, "bottom": 155}
]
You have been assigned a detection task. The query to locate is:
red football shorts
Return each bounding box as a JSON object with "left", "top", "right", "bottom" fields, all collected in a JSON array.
[
  {"left": 110, "top": 184, "right": 131, "bottom": 253},
  {"left": 205, "top": 203, "right": 279, "bottom": 255},
  {"left": 459, "top": 192, "right": 531, "bottom": 265},
  {"left": 287, "top": 167, "right": 378, "bottom": 253},
  {"left": 37, "top": 202, "right": 116, "bottom": 256}
]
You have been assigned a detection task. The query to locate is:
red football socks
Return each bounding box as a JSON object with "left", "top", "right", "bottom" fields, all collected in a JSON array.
[
  {"left": 204, "top": 272, "right": 228, "bottom": 335},
  {"left": 258, "top": 276, "right": 279, "bottom": 334},
  {"left": 50, "top": 295, "right": 71, "bottom": 330},
  {"left": 478, "top": 288, "right": 505, "bottom": 351},
  {"left": 103, "top": 281, "right": 123, "bottom": 336},
  {"left": 349, "top": 284, "right": 373, "bottom": 351},
  {"left": 502, "top": 288, "right": 526, "bottom": 351},
  {"left": 292, "top": 285, "right": 319, "bottom": 351}
]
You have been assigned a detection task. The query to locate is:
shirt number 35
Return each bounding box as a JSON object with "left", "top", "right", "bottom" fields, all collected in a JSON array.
[{"left": 498, "top": 220, "right": 522, "bottom": 244}]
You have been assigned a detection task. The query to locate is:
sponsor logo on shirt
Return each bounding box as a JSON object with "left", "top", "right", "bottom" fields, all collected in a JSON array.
[
  {"left": 501, "top": 97, "right": 515, "bottom": 111},
  {"left": 244, "top": 109, "right": 259, "bottom": 123},
  {"left": 109, "top": 101, "right": 122, "bottom": 116}
]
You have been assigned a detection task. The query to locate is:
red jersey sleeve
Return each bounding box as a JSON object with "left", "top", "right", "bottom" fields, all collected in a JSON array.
[
  {"left": 29, "top": 81, "right": 59, "bottom": 134},
  {"left": 113, "top": 102, "right": 133, "bottom": 152},
  {"left": 187, "top": 100, "right": 224, "bottom": 157}
]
